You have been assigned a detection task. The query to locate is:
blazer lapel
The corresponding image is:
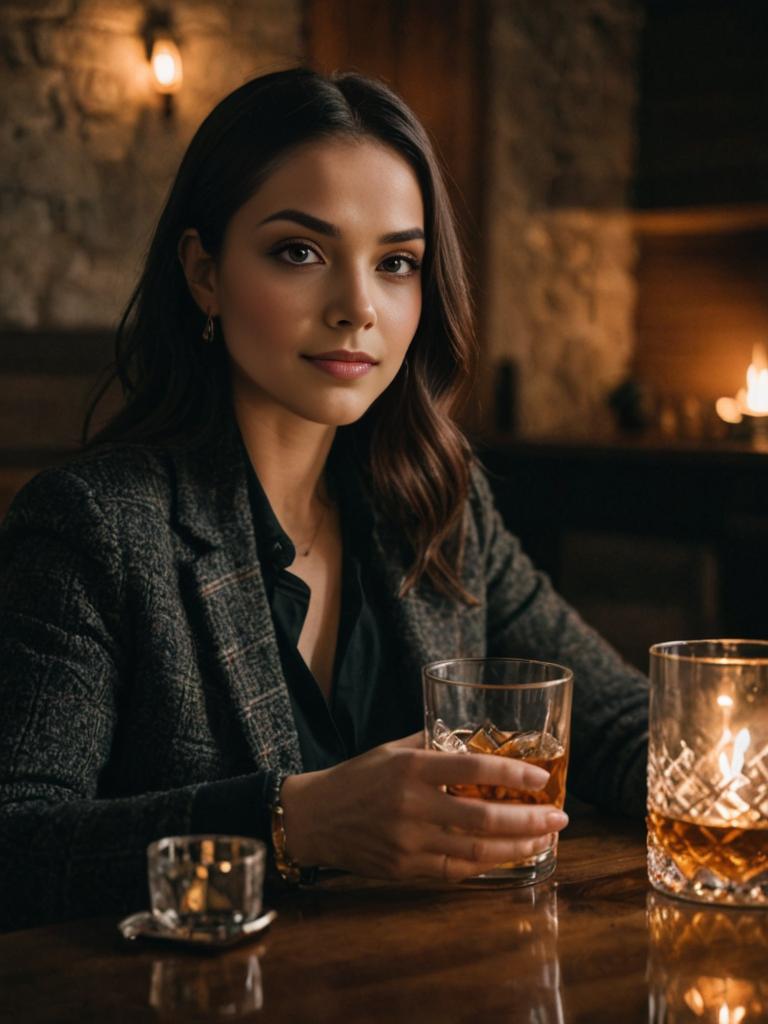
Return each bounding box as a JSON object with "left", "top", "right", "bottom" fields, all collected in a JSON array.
[
  {"left": 171, "top": 422, "right": 303, "bottom": 778},
  {"left": 168, "top": 420, "right": 460, "bottom": 772},
  {"left": 361, "top": 482, "right": 461, "bottom": 683}
]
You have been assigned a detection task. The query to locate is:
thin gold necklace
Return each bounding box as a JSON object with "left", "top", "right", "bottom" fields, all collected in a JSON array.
[{"left": 296, "top": 501, "right": 328, "bottom": 557}]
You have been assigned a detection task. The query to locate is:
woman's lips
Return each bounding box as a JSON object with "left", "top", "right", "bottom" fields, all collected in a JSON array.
[{"left": 302, "top": 356, "right": 377, "bottom": 379}]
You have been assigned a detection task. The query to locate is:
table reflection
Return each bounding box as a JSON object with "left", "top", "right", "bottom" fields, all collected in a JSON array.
[
  {"left": 148, "top": 951, "right": 263, "bottom": 1019},
  {"left": 647, "top": 892, "right": 768, "bottom": 1023},
  {"left": 504, "top": 883, "right": 564, "bottom": 1024}
]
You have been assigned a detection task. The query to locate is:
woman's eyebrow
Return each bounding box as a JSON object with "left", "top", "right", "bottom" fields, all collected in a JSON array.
[{"left": 257, "top": 208, "right": 425, "bottom": 244}]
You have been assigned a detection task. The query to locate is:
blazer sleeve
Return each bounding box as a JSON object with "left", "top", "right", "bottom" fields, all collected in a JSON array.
[
  {"left": 0, "top": 468, "right": 270, "bottom": 931},
  {"left": 469, "top": 462, "right": 649, "bottom": 817}
]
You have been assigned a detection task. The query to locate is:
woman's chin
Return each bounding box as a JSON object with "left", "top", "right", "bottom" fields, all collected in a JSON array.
[
  {"left": 292, "top": 390, "right": 385, "bottom": 428},
  {"left": 229, "top": 374, "right": 381, "bottom": 428},
  {"left": 304, "top": 404, "right": 373, "bottom": 428}
]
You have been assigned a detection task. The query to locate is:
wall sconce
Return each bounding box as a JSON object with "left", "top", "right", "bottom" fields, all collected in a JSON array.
[{"left": 143, "top": 8, "right": 183, "bottom": 119}]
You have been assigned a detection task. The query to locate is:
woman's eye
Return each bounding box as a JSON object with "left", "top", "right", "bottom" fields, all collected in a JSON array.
[
  {"left": 381, "top": 254, "right": 421, "bottom": 276},
  {"left": 272, "top": 243, "right": 322, "bottom": 265}
]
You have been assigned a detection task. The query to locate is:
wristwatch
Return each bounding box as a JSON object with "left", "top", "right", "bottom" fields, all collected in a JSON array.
[{"left": 269, "top": 785, "right": 318, "bottom": 886}]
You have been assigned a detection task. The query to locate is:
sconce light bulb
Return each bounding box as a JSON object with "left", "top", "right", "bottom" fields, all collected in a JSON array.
[{"left": 150, "top": 35, "right": 183, "bottom": 94}]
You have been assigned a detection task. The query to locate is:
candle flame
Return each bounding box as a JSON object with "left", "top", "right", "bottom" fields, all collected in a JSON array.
[
  {"left": 718, "top": 728, "right": 750, "bottom": 783},
  {"left": 717, "top": 694, "right": 733, "bottom": 708},
  {"left": 715, "top": 396, "right": 742, "bottom": 424},
  {"left": 745, "top": 362, "right": 768, "bottom": 413},
  {"left": 716, "top": 343, "right": 768, "bottom": 421}
]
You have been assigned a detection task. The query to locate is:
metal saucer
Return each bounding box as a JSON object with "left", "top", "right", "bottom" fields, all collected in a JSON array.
[{"left": 117, "top": 908, "right": 277, "bottom": 950}]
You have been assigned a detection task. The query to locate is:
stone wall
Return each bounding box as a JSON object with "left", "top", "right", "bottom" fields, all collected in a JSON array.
[
  {"left": 0, "top": 0, "right": 302, "bottom": 330},
  {"left": 485, "top": 0, "right": 643, "bottom": 437}
]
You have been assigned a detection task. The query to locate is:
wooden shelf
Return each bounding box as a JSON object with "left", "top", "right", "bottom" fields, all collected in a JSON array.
[{"left": 630, "top": 203, "right": 768, "bottom": 237}]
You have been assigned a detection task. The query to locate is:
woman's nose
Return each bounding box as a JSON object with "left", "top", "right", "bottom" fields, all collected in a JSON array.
[{"left": 323, "top": 270, "right": 377, "bottom": 331}]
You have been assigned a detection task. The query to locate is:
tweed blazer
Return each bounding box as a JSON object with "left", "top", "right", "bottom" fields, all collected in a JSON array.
[{"left": 0, "top": 421, "right": 649, "bottom": 930}]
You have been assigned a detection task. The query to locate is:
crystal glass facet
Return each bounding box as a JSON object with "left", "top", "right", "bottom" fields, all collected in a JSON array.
[
  {"left": 423, "top": 658, "right": 573, "bottom": 885},
  {"left": 647, "top": 640, "right": 768, "bottom": 907}
]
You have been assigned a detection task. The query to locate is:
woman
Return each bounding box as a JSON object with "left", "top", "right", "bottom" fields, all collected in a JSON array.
[{"left": 0, "top": 68, "right": 648, "bottom": 930}]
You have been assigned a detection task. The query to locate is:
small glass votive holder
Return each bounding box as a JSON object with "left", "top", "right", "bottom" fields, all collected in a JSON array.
[
  {"left": 647, "top": 640, "right": 768, "bottom": 907},
  {"left": 147, "top": 835, "right": 266, "bottom": 935}
]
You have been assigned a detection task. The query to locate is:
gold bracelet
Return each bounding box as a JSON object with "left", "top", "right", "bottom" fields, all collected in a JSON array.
[{"left": 269, "top": 801, "right": 303, "bottom": 884}]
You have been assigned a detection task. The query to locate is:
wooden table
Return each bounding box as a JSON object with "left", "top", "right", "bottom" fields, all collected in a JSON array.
[{"left": 2, "top": 804, "right": 766, "bottom": 1023}]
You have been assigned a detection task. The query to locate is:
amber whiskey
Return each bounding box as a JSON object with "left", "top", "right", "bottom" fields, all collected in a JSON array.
[
  {"left": 647, "top": 808, "right": 768, "bottom": 885},
  {"left": 444, "top": 727, "right": 567, "bottom": 808}
]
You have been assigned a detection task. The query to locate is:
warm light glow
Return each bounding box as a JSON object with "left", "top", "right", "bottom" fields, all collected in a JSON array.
[
  {"left": 717, "top": 1005, "right": 747, "bottom": 1024},
  {"left": 745, "top": 362, "right": 768, "bottom": 413},
  {"left": 683, "top": 980, "right": 756, "bottom": 1022},
  {"left": 150, "top": 35, "right": 183, "bottom": 94},
  {"left": 715, "top": 343, "right": 768, "bottom": 421},
  {"left": 684, "top": 986, "right": 705, "bottom": 1014},
  {"left": 718, "top": 728, "right": 750, "bottom": 783},
  {"left": 717, "top": 694, "right": 734, "bottom": 708},
  {"left": 715, "top": 397, "right": 742, "bottom": 424}
]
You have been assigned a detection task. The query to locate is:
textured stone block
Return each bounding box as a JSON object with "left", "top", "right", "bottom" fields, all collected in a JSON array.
[
  {"left": 485, "top": 0, "right": 642, "bottom": 437},
  {"left": 70, "top": 66, "right": 125, "bottom": 115},
  {"left": 0, "top": 0, "right": 302, "bottom": 333},
  {"left": 47, "top": 248, "right": 133, "bottom": 327},
  {"left": 2, "top": 0, "right": 74, "bottom": 18},
  {"left": 0, "top": 25, "right": 37, "bottom": 69}
]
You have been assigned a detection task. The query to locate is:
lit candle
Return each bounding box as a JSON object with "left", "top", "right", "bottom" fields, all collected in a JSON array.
[{"left": 716, "top": 343, "right": 768, "bottom": 424}]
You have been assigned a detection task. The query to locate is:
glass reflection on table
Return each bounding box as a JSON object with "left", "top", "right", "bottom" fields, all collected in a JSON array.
[
  {"left": 504, "top": 883, "right": 564, "bottom": 1024},
  {"left": 148, "top": 951, "right": 263, "bottom": 1019},
  {"left": 647, "top": 892, "right": 768, "bottom": 1023}
]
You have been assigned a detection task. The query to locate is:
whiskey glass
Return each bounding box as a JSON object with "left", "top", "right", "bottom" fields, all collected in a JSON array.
[
  {"left": 423, "top": 657, "right": 573, "bottom": 885},
  {"left": 647, "top": 640, "right": 768, "bottom": 907}
]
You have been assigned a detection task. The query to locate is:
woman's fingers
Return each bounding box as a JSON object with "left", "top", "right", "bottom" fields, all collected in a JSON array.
[
  {"left": 427, "top": 790, "right": 568, "bottom": 837},
  {"left": 388, "top": 731, "right": 425, "bottom": 749},
  {"left": 397, "top": 838, "right": 552, "bottom": 883},
  {"left": 305, "top": 737, "right": 566, "bottom": 883},
  {"left": 423, "top": 825, "right": 553, "bottom": 866},
  {"left": 414, "top": 747, "right": 550, "bottom": 791}
]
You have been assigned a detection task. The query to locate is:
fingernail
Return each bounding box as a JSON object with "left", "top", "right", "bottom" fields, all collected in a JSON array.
[
  {"left": 546, "top": 810, "right": 569, "bottom": 830},
  {"left": 522, "top": 765, "right": 550, "bottom": 788}
]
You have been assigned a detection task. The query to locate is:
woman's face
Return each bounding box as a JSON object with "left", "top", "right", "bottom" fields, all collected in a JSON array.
[{"left": 211, "top": 137, "right": 425, "bottom": 427}]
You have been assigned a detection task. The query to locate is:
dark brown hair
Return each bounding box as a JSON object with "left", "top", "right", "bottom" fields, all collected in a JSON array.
[{"left": 83, "top": 67, "right": 478, "bottom": 604}]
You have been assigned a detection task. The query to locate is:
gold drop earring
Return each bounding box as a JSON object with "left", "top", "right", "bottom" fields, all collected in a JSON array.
[{"left": 202, "top": 311, "right": 216, "bottom": 343}]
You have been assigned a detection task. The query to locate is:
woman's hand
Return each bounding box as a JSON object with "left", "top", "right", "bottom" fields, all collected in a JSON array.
[{"left": 278, "top": 732, "right": 569, "bottom": 882}]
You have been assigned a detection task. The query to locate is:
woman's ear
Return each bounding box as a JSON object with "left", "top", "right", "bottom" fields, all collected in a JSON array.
[{"left": 177, "top": 229, "right": 218, "bottom": 315}]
